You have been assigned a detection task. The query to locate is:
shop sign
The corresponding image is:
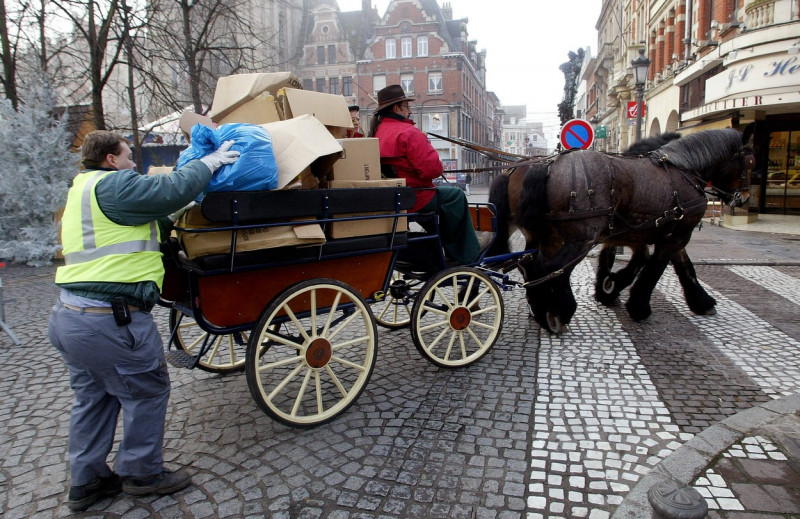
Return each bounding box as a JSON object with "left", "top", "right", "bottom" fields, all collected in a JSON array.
[
  {"left": 706, "top": 56, "right": 800, "bottom": 102},
  {"left": 681, "top": 91, "right": 800, "bottom": 121},
  {"left": 596, "top": 125, "right": 607, "bottom": 139}
]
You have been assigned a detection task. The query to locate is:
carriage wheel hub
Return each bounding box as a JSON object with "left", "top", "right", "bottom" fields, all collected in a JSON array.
[
  {"left": 450, "top": 307, "right": 472, "bottom": 330},
  {"left": 306, "top": 338, "right": 332, "bottom": 368}
]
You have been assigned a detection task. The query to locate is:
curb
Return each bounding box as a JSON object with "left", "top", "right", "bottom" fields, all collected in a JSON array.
[{"left": 611, "top": 392, "right": 800, "bottom": 518}]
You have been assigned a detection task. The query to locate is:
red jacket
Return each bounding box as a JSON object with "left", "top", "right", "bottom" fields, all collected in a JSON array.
[{"left": 375, "top": 117, "right": 442, "bottom": 211}]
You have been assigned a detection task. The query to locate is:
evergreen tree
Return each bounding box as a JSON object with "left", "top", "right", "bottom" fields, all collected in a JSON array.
[{"left": 0, "top": 76, "right": 77, "bottom": 266}]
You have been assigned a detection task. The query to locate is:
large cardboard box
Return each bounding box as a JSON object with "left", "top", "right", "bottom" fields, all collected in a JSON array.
[
  {"left": 216, "top": 92, "right": 281, "bottom": 125},
  {"left": 176, "top": 206, "right": 325, "bottom": 260},
  {"left": 327, "top": 138, "right": 381, "bottom": 182},
  {"left": 208, "top": 72, "right": 301, "bottom": 123},
  {"left": 277, "top": 88, "right": 353, "bottom": 137},
  {"left": 327, "top": 179, "right": 408, "bottom": 239},
  {"left": 262, "top": 115, "right": 342, "bottom": 189}
]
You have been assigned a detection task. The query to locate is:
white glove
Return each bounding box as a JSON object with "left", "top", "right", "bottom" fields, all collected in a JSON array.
[
  {"left": 199, "top": 140, "right": 240, "bottom": 173},
  {"left": 168, "top": 201, "right": 196, "bottom": 223}
]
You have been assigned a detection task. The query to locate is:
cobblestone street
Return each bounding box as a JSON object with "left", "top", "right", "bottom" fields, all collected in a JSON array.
[{"left": 2, "top": 215, "right": 800, "bottom": 518}]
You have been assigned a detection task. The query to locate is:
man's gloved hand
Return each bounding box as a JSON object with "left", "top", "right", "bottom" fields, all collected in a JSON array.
[{"left": 199, "top": 140, "right": 240, "bottom": 173}]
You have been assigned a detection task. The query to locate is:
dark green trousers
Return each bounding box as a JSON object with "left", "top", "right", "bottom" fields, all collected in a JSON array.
[{"left": 421, "top": 186, "right": 480, "bottom": 264}]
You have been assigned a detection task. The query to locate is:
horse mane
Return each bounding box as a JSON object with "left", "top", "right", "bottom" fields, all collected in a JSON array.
[
  {"left": 623, "top": 132, "right": 681, "bottom": 156},
  {"left": 650, "top": 128, "right": 742, "bottom": 170}
]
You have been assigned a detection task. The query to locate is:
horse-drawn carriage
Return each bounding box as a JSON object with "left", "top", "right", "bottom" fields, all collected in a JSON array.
[
  {"left": 160, "top": 185, "right": 538, "bottom": 428},
  {"left": 160, "top": 127, "right": 754, "bottom": 428}
]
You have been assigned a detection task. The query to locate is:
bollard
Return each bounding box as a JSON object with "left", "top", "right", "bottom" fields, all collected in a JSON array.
[
  {"left": 648, "top": 481, "right": 708, "bottom": 519},
  {"left": 0, "top": 262, "right": 21, "bottom": 346}
]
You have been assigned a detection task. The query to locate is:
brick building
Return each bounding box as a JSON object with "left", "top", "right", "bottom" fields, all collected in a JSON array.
[{"left": 296, "top": 0, "right": 504, "bottom": 173}]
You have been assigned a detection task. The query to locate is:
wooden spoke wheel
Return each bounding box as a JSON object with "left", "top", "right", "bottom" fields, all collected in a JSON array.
[
  {"left": 169, "top": 309, "right": 248, "bottom": 373},
  {"left": 410, "top": 267, "right": 504, "bottom": 368},
  {"left": 373, "top": 270, "right": 422, "bottom": 329},
  {"left": 245, "top": 279, "right": 377, "bottom": 428}
]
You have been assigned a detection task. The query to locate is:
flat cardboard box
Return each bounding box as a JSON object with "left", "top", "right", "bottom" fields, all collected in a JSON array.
[
  {"left": 216, "top": 92, "right": 281, "bottom": 125},
  {"left": 328, "top": 138, "right": 381, "bottom": 182},
  {"left": 178, "top": 110, "right": 215, "bottom": 142},
  {"left": 176, "top": 206, "right": 325, "bottom": 260},
  {"left": 261, "top": 114, "right": 342, "bottom": 189},
  {"left": 327, "top": 179, "right": 408, "bottom": 238},
  {"left": 278, "top": 88, "right": 352, "bottom": 136},
  {"left": 209, "top": 72, "right": 301, "bottom": 123}
]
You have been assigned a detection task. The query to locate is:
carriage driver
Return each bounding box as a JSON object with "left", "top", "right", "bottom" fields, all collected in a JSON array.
[
  {"left": 369, "top": 84, "right": 488, "bottom": 264},
  {"left": 49, "top": 130, "right": 239, "bottom": 511}
]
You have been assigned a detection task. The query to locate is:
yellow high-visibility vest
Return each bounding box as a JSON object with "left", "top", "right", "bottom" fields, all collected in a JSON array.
[{"left": 56, "top": 170, "right": 163, "bottom": 289}]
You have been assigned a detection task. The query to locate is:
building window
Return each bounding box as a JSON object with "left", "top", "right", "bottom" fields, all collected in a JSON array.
[
  {"left": 417, "top": 36, "right": 428, "bottom": 57},
  {"left": 385, "top": 38, "right": 396, "bottom": 59},
  {"left": 428, "top": 71, "right": 442, "bottom": 93},
  {"left": 373, "top": 74, "right": 386, "bottom": 94},
  {"left": 316, "top": 78, "right": 325, "bottom": 92},
  {"left": 317, "top": 45, "right": 325, "bottom": 65},
  {"left": 342, "top": 76, "right": 353, "bottom": 96},
  {"left": 302, "top": 78, "right": 313, "bottom": 90},
  {"left": 329, "top": 77, "right": 339, "bottom": 95},
  {"left": 401, "top": 37, "right": 412, "bottom": 58},
  {"left": 328, "top": 45, "right": 336, "bottom": 64},
  {"left": 400, "top": 73, "right": 414, "bottom": 94}
]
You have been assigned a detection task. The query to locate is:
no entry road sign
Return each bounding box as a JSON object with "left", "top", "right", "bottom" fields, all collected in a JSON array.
[{"left": 560, "top": 119, "right": 594, "bottom": 150}]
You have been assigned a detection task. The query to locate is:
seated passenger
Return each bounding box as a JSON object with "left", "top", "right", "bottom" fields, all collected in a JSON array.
[{"left": 369, "top": 84, "right": 487, "bottom": 264}]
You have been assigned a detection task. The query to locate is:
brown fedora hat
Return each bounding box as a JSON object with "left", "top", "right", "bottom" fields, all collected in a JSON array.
[{"left": 374, "top": 85, "right": 416, "bottom": 113}]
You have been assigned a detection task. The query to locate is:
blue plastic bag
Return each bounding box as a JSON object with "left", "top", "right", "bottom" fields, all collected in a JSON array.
[{"left": 176, "top": 123, "right": 278, "bottom": 201}]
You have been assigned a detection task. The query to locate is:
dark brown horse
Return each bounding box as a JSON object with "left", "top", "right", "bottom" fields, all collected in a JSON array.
[{"left": 488, "top": 128, "right": 754, "bottom": 333}]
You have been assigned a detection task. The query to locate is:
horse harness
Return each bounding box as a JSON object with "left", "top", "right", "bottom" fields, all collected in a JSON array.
[{"left": 544, "top": 150, "right": 712, "bottom": 237}]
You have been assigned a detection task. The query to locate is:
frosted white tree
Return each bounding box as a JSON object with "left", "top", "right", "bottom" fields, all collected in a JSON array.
[{"left": 0, "top": 75, "right": 78, "bottom": 265}]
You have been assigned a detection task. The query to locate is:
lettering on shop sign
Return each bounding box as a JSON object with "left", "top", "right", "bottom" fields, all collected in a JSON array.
[
  {"left": 723, "top": 57, "right": 799, "bottom": 93},
  {"left": 689, "top": 96, "right": 764, "bottom": 117},
  {"left": 764, "top": 57, "right": 800, "bottom": 78}
]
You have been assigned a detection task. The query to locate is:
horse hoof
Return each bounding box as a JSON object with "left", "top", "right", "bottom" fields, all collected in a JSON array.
[
  {"left": 704, "top": 307, "right": 717, "bottom": 316},
  {"left": 545, "top": 312, "right": 562, "bottom": 334}
]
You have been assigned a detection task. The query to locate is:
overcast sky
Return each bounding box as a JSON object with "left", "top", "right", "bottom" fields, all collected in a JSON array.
[{"left": 336, "top": 0, "right": 601, "bottom": 142}]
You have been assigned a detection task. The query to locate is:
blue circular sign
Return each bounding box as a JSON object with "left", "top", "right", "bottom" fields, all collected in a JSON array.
[{"left": 560, "top": 119, "right": 595, "bottom": 150}]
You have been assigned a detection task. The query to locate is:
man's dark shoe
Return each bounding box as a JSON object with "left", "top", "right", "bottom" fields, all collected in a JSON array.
[
  {"left": 68, "top": 473, "right": 121, "bottom": 512},
  {"left": 122, "top": 468, "right": 191, "bottom": 496}
]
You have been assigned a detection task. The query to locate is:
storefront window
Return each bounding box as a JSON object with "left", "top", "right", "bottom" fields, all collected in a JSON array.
[{"left": 765, "top": 131, "right": 800, "bottom": 213}]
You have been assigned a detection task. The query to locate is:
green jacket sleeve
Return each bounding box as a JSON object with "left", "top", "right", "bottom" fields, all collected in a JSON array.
[{"left": 95, "top": 160, "right": 212, "bottom": 226}]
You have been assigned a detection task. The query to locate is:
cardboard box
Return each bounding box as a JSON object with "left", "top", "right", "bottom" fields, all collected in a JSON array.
[
  {"left": 278, "top": 88, "right": 353, "bottom": 137},
  {"left": 327, "top": 179, "right": 408, "bottom": 239},
  {"left": 178, "top": 110, "right": 216, "bottom": 142},
  {"left": 261, "top": 115, "right": 342, "bottom": 189},
  {"left": 216, "top": 92, "right": 281, "bottom": 125},
  {"left": 176, "top": 206, "right": 325, "bottom": 260},
  {"left": 209, "top": 72, "right": 301, "bottom": 123},
  {"left": 327, "top": 138, "right": 381, "bottom": 182}
]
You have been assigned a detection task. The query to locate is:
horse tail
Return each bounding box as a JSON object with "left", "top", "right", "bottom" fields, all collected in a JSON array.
[
  {"left": 517, "top": 163, "right": 550, "bottom": 242},
  {"left": 488, "top": 173, "right": 512, "bottom": 254}
]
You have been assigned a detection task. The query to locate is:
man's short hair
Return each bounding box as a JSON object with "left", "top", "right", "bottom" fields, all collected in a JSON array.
[{"left": 81, "top": 130, "right": 126, "bottom": 169}]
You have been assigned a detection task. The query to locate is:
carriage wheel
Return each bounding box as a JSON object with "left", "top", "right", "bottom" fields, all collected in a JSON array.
[
  {"left": 373, "top": 270, "right": 421, "bottom": 329},
  {"left": 245, "top": 279, "right": 377, "bottom": 428},
  {"left": 410, "top": 267, "right": 504, "bottom": 368},
  {"left": 169, "top": 309, "right": 248, "bottom": 373}
]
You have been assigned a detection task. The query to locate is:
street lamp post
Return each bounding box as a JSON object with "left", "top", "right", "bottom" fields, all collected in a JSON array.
[{"left": 631, "top": 48, "right": 651, "bottom": 142}]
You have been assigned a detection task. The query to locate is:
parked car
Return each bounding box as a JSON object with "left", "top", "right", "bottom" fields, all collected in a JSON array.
[{"left": 433, "top": 172, "right": 467, "bottom": 190}]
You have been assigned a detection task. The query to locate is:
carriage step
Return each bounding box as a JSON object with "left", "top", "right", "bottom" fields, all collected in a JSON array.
[{"left": 165, "top": 350, "right": 197, "bottom": 369}]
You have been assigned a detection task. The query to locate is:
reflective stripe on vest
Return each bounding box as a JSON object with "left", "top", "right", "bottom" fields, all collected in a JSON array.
[{"left": 56, "top": 170, "right": 163, "bottom": 289}]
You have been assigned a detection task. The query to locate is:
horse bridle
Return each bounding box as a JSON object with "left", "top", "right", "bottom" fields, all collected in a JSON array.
[{"left": 656, "top": 147, "right": 755, "bottom": 208}]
